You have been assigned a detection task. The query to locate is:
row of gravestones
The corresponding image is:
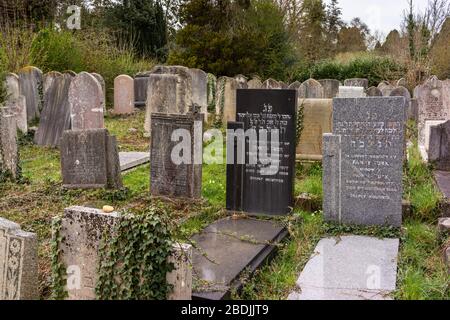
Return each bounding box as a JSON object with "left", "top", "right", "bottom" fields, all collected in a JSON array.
[{"left": 0, "top": 207, "right": 192, "bottom": 300}]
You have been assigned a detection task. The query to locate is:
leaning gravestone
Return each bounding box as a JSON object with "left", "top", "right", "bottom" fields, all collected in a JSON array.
[
  {"left": 35, "top": 74, "right": 73, "bottom": 147},
  {"left": 338, "top": 86, "right": 366, "bottom": 98},
  {"left": 319, "top": 79, "right": 340, "bottom": 98},
  {"left": 296, "top": 99, "right": 332, "bottom": 161},
  {"left": 69, "top": 72, "right": 104, "bottom": 130},
  {"left": 344, "top": 78, "right": 368, "bottom": 89},
  {"left": 0, "top": 110, "right": 19, "bottom": 181},
  {"left": 18, "top": 66, "right": 43, "bottom": 122},
  {"left": 415, "top": 76, "right": 450, "bottom": 159},
  {"left": 60, "top": 129, "right": 122, "bottom": 189},
  {"left": 366, "top": 86, "right": 383, "bottom": 96},
  {"left": 144, "top": 74, "right": 179, "bottom": 136},
  {"left": 150, "top": 108, "right": 203, "bottom": 199},
  {"left": 298, "top": 79, "right": 324, "bottom": 99},
  {"left": 43, "top": 71, "right": 62, "bottom": 95},
  {"left": 227, "top": 89, "right": 297, "bottom": 215},
  {"left": 428, "top": 120, "right": 450, "bottom": 171},
  {"left": 114, "top": 75, "right": 135, "bottom": 114},
  {"left": 323, "top": 97, "right": 406, "bottom": 227},
  {"left": 0, "top": 217, "right": 38, "bottom": 300}
]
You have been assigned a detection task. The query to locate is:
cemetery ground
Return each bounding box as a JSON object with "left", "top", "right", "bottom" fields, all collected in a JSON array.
[{"left": 0, "top": 111, "right": 448, "bottom": 300}]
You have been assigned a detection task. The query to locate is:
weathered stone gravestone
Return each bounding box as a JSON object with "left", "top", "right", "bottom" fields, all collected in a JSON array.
[
  {"left": 428, "top": 120, "right": 450, "bottom": 171},
  {"left": 323, "top": 97, "right": 406, "bottom": 227},
  {"left": 298, "top": 79, "right": 324, "bottom": 98},
  {"left": 344, "top": 78, "right": 369, "bottom": 89},
  {"left": 18, "top": 66, "right": 43, "bottom": 122},
  {"left": 207, "top": 73, "right": 217, "bottom": 113},
  {"left": 69, "top": 72, "right": 105, "bottom": 130},
  {"left": 338, "top": 86, "right": 366, "bottom": 98},
  {"left": 150, "top": 109, "right": 203, "bottom": 199},
  {"left": 0, "top": 217, "right": 38, "bottom": 300},
  {"left": 215, "top": 76, "right": 243, "bottom": 125},
  {"left": 226, "top": 89, "right": 297, "bottom": 216},
  {"left": 60, "top": 129, "right": 122, "bottom": 189},
  {"left": 4, "top": 97, "right": 27, "bottom": 134},
  {"left": 35, "top": 74, "right": 73, "bottom": 147},
  {"left": 0, "top": 110, "right": 19, "bottom": 181},
  {"left": 43, "top": 71, "right": 62, "bottom": 95},
  {"left": 189, "top": 68, "right": 208, "bottom": 119},
  {"left": 414, "top": 76, "right": 450, "bottom": 159},
  {"left": 56, "top": 206, "right": 193, "bottom": 300},
  {"left": 247, "top": 77, "right": 263, "bottom": 89},
  {"left": 397, "top": 78, "right": 407, "bottom": 87},
  {"left": 319, "top": 79, "right": 340, "bottom": 98},
  {"left": 235, "top": 74, "right": 248, "bottom": 87},
  {"left": 378, "top": 81, "right": 396, "bottom": 96},
  {"left": 366, "top": 86, "right": 382, "bottom": 96},
  {"left": 144, "top": 74, "right": 179, "bottom": 136},
  {"left": 91, "top": 73, "right": 106, "bottom": 111},
  {"left": 288, "top": 81, "right": 302, "bottom": 90},
  {"left": 262, "top": 78, "right": 283, "bottom": 89},
  {"left": 296, "top": 99, "right": 332, "bottom": 161},
  {"left": 113, "top": 75, "right": 135, "bottom": 114},
  {"left": 134, "top": 73, "right": 151, "bottom": 107},
  {"left": 5, "top": 73, "right": 20, "bottom": 101}
]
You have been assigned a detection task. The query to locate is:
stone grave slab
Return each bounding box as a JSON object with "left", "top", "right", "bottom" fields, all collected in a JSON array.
[
  {"left": 119, "top": 152, "right": 150, "bottom": 171},
  {"left": 323, "top": 97, "right": 406, "bottom": 227},
  {"left": 288, "top": 236, "right": 399, "bottom": 300},
  {"left": 0, "top": 217, "right": 38, "bottom": 300},
  {"left": 191, "top": 217, "right": 288, "bottom": 300}
]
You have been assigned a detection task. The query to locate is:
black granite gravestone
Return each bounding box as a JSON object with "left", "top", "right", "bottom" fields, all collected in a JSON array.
[
  {"left": 226, "top": 122, "right": 245, "bottom": 212},
  {"left": 226, "top": 89, "right": 297, "bottom": 216}
]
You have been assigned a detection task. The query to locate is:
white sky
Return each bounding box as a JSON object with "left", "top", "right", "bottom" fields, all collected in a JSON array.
[{"left": 325, "top": 0, "right": 430, "bottom": 36}]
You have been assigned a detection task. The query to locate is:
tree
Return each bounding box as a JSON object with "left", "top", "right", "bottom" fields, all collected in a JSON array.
[
  {"left": 336, "top": 26, "right": 366, "bottom": 53},
  {"left": 298, "top": 0, "right": 327, "bottom": 63},
  {"left": 106, "top": 0, "right": 168, "bottom": 60},
  {"left": 430, "top": 17, "right": 450, "bottom": 78},
  {"left": 325, "top": 0, "right": 343, "bottom": 53}
]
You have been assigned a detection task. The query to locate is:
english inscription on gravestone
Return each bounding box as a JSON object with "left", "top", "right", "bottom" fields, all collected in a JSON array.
[{"left": 229, "top": 89, "right": 297, "bottom": 216}]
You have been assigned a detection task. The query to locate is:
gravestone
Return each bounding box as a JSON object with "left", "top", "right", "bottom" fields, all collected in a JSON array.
[
  {"left": 428, "top": 120, "right": 450, "bottom": 171},
  {"left": 366, "top": 86, "right": 382, "bottom": 96},
  {"left": 0, "top": 217, "right": 38, "bottom": 300},
  {"left": 414, "top": 76, "right": 450, "bottom": 159},
  {"left": 288, "top": 81, "right": 302, "bottom": 90},
  {"left": 150, "top": 109, "right": 203, "bottom": 199},
  {"left": 390, "top": 86, "right": 411, "bottom": 100},
  {"left": 247, "top": 77, "right": 263, "bottom": 89},
  {"left": 344, "top": 78, "right": 368, "bottom": 89},
  {"left": 18, "top": 66, "right": 43, "bottom": 122},
  {"left": 188, "top": 68, "right": 208, "bottom": 118},
  {"left": 323, "top": 97, "right": 406, "bottom": 227},
  {"left": 207, "top": 73, "right": 217, "bottom": 113},
  {"left": 43, "top": 71, "right": 62, "bottom": 95},
  {"left": 397, "top": 78, "right": 407, "bottom": 87},
  {"left": 69, "top": 72, "right": 105, "bottom": 130},
  {"left": 144, "top": 74, "right": 179, "bottom": 136},
  {"left": 296, "top": 99, "right": 332, "bottom": 161},
  {"left": 60, "top": 129, "right": 122, "bottom": 189},
  {"left": 235, "top": 74, "right": 248, "bottom": 87},
  {"left": 319, "top": 79, "right": 340, "bottom": 98},
  {"left": 288, "top": 236, "right": 399, "bottom": 300},
  {"left": 134, "top": 73, "right": 151, "bottom": 107},
  {"left": 35, "top": 74, "right": 73, "bottom": 147},
  {"left": 379, "top": 82, "right": 396, "bottom": 96},
  {"left": 5, "top": 73, "right": 19, "bottom": 101},
  {"left": 4, "top": 96, "right": 27, "bottom": 134},
  {"left": 409, "top": 98, "right": 419, "bottom": 121},
  {"left": 215, "top": 77, "right": 242, "bottom": 125},
  {"left": 298, "top": 79, "right": 324, "bottom": 98},
  {"left": 114, "top": 75, "right": 135, "bottom": 114},
  {"left": 262, "top": 79, "right": 282, "bottom": 89},
  {"left": 338, "top": 86, "right": 366, "bottom": 98},
  {"left": 64, "top": 70, "right": 77, "bottom": 77},
  {"left": 226, "top": 89, "right": 297, "bottom": 216},
  {"left": 0, "top": 110, "right": 19, "bottom": 181},
  {"left": 91, "top": 73, "right": 106, "bottom": 111}
]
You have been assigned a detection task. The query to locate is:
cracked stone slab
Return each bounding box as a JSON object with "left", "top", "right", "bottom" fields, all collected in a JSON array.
[
  {"left": 288, "top": 235, "right": 399, "bottom": 300},
  {"left": 119, "top": 152, "right": 150, "bottom": 172}
]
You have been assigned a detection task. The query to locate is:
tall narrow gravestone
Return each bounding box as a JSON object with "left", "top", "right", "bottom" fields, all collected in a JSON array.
[
  {"left": 114, "top": 75, "right": 135, "bottom": 114},
  {"left": 18, "top": 66, "right": 43, "bottom": 122},
  {"left": 0, "top": 217, "right": 38, "bottom": 300},
  {"left": 150, "top": 109, "right": 203, "bottom": 199},
  {"left": 323, "top": 97, "right": 406, "bottom": 227},
  {"left": 0, "top": 110, "right": 20, "bottom": 181},
  {"left": 226, "top": 90, "right": 297, "bottom": 216},
  {"left": 60, "top": 129, "right": 122, "bottom": 189}
]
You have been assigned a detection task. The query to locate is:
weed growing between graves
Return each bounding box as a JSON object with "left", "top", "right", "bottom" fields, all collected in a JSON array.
[{"left": 50, "top": 216, "right": 67, "bottom": 300}]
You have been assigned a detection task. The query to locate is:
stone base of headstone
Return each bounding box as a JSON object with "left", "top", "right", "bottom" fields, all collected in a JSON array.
[
  {"left": 191, "top": 217, "right": 288, "bottom": 300},
  {"left": 288, "top": 236, "right": 399, "bottom": 300},
  {"left": 0, "top": 217, "right": 39, "bottom": 300}
]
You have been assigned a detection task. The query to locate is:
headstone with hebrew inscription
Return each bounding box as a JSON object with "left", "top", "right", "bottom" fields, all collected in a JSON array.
[
  {"left": 69, "top": 72, "right": 105, "bottom": 130},
  {"left": 0, "top": 217, "right": 38, "bottom": 300},
  {"left": 150, "top": 109, "right": 203, "bottom": 199},
  {"left": 323, "top": 97, "right": 406, "bottom": 227}
]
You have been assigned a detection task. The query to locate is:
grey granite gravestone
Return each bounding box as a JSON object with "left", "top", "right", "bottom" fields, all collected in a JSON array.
[
  {"left": 428, "top": 120, "right": 450, "bottom": 171},
  {"left": 18, "top": 66, "right": 43, "bottom": 122},
  {"left": 191, "top": 217, "right": 288, "bottom": 300},
  {"left": 35, "top": 74, "right": 73, "bottom": 147},
  {"left": 288, "top": 236, "right": 399, "bottom": 300},
  {"left": 298, "top": 79, "right": 324, "bottom": 98},
  {"left": 69, "top": 72, "right": 105, "bottom": 130},
  {"left": 366, "top": 86, "right": 383, "bottom": 96},
  {"left": 150, "top": 109, "right": 203, "bottom": 199},
  {"left": 134, "top": 73, "right": 151, "bottom": 107},
  {"left": 0, "top": 217, "right": 38, "bottom": 300},
  {"left": 319, "top": 79, "right": 340, "bottom": 98},
  {"left": 60, "top": 129, "right": 122, "bottom": 189},
  {"left": 227, "top": 89, "right": 297, "bottom": 216},
  {"left": 0, "top": 110, "right": 19, "bottom": 181},
  {"left": 323, "top": 97, "right": 406, "bottom": 227},
  {"left": 344, "top": 78, "right": 368, "bottom": 89}
]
